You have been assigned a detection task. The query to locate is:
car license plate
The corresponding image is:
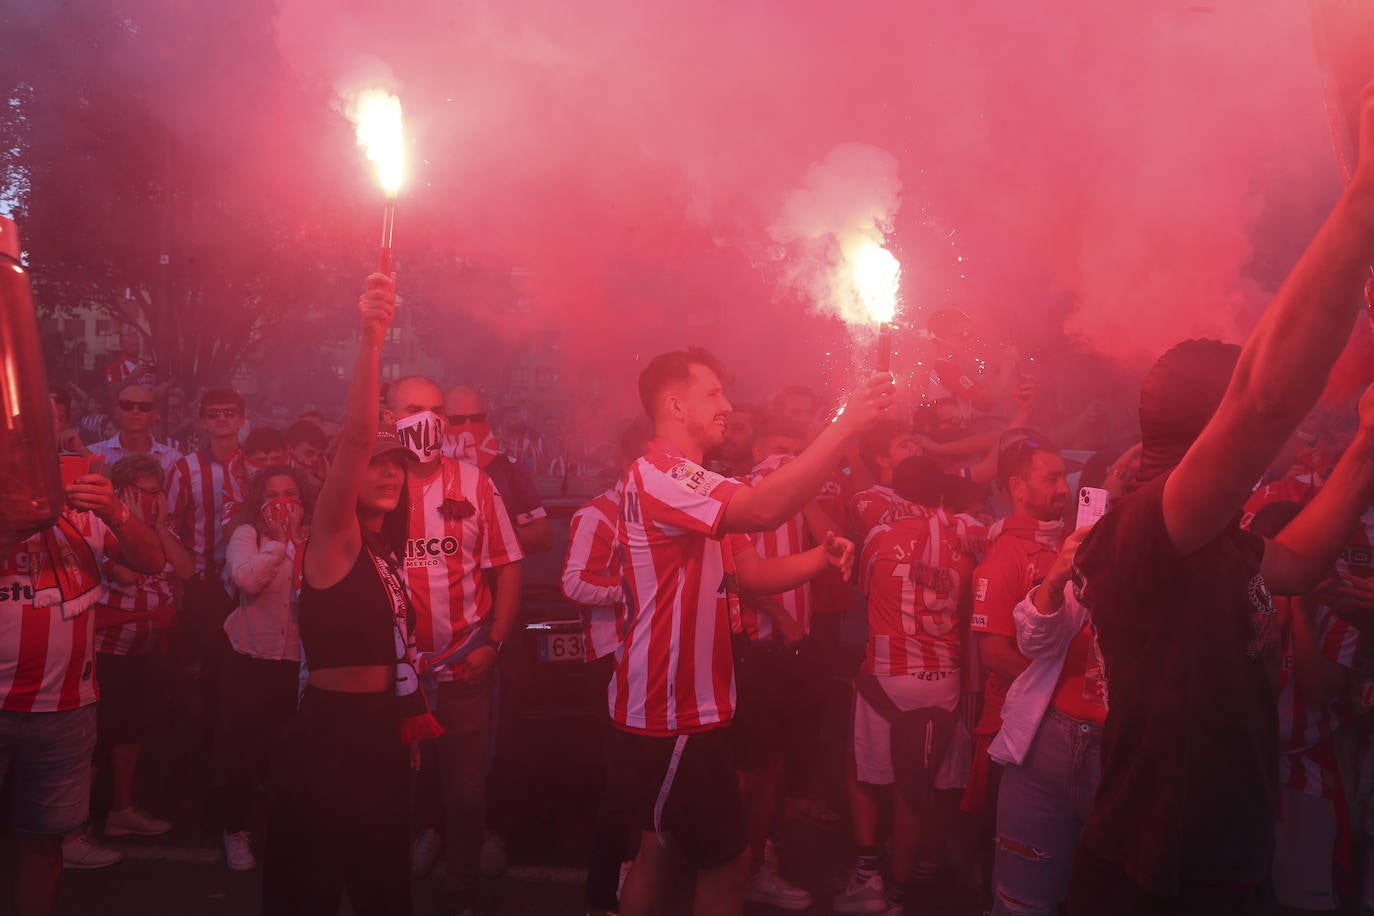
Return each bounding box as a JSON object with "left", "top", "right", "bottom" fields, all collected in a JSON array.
[{"left": 537, "top": 631, "right": 584, "bottom": 662}]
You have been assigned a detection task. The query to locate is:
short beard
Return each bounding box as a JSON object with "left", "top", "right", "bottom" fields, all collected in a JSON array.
[
  {"left": 687, "top": 418, "right": 724, "bottom": 452},
  {"left": 1026, "top": 500, "right": 1063, "bottom": 523}
]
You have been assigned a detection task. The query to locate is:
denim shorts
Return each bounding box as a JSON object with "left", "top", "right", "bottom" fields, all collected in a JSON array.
[{"left": 0, "top": 704, "right": 98, "bottom": 836}]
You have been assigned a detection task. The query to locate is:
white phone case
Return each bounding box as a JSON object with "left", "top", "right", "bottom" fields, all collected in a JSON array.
[{"left": 1076, "top": 486, "right": 1109, "bottom": 530}]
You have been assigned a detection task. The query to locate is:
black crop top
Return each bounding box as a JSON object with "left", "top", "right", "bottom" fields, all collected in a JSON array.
[{"left": 299, "top": 545, "right": 400, "bottom": 671}]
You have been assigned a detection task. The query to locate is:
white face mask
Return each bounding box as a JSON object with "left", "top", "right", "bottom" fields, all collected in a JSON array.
[{"left": 395, "top": 410, "right": 446, "bottom": 462}]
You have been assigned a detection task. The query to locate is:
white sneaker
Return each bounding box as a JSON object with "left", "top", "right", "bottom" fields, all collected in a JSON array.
[
  {"left": 62, "top": 833, "right": 122, "bottom": 869},
  {"left": 746, "top": 864, "right": 813, "bottom": 910},
  {"left": 105, "top": 806, "right": 171, "bottom": 837},
  {"left": 412, "top": 826, "right": 443, "bottom": 878},
  {"left": 223, "top": 830, "right": 256, "bottom": 871},
  {"left": 832, "top": 868, "right": 887, "bottom": 914}
]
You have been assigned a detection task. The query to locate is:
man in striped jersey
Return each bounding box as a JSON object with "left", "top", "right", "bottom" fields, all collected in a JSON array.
[
  {"left": 102, "top": 327, "right": 157, "bottom": 394},
  {"left": 92, "top": 455, "right": 196, "bottom": 843},
  {"left": 1244, "top": 493, "right": 1367, "bottom": 910},
  {"left": 840, "top": 457, "right": 980, "bottom": 915},
  {"left": 163, "top": 387, "right": 247, "bottom": 803},
  {"left": 165, "top": 387, "right": 246, "bottom": 606},
  {"left": 390, "top": 375, "right": 523, "bottom": 916},
  {"left": 1, "top": 406, "right": 164, "bottom": 916},
  {"left": 849, "top": 420, "right": 923, "bottom": 544},
  {"left": 562, "top": 419, "right": 651, "bottom": 916},
  {"left": 444, "top": 386, "right": 553, "bottom": 554},
  {"left": 613, "top": 348, "right": 893, "bottom": 916}
]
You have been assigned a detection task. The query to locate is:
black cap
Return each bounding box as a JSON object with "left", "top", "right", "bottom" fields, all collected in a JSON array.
[{"left": 370, "top": 427, "right": 419, "bottom": 463}]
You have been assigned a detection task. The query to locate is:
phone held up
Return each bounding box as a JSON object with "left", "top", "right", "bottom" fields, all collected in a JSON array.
[{"left": 1076, "top": 486, "right": 1109, "bottom": 531}]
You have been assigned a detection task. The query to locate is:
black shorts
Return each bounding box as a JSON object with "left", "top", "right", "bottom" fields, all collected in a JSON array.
[
  {"left": 609, "top": 726, "right": 748, "bottom": 870},
  {"left": 96, "top": 650, "right": 165, "bottom": 748},
  {"left": 730, "top": 641, "right": 812, "bottom": 770}
]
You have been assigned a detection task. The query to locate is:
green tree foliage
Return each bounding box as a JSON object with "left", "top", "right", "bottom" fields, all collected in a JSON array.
[{"left": 0, "top": 1, "right": 378, "bottom": 397}]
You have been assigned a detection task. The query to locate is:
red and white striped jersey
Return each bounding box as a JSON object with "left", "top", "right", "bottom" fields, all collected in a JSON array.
[
  {"left": 810, "top": 468, "right": 855, "bottom": 615},
  {"left": 0, "top": 514, "right": 114, "bottom": 712},
  {"left": 105, "top": 357, "right": 156, "bottom": 387},
  {"left": 166, "top": 449, "right": 245, "bottom": 574},
  {"left": 1244, "top": 475, "right": 1372, "bottom": 798},
  {"left": 562, "top": 484, "right": 627, "bottom": 661},
  {"left": 610, "top": 438, "right": 746, "bottom": 735},
  {"left": 94, "top": 563, "right": 175, "bottom": 656},
  {"left": 1276, "top": 603, "right": 1361, "bottom": 799},
  {"left": 860, "top": 508, "right": 973, "bottom": 676},
  {"left": 403, "top": 458, "right": 523, "bottom": 682},
  {"left": 737, "top": 454, "right": 813, "bottom": 643},
  {"left": 850, "top": 484, "right": 916, "bottom": 544}
]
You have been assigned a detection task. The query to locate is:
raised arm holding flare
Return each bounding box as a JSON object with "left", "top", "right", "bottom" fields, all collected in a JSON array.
[{"left": 721, "top": 375, "right": 895, "bottom": 534}]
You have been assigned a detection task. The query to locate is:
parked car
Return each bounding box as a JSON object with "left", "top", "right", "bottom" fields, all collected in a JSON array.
[{"left": 489, "top": 485, "right": 616, "bottom": 867}]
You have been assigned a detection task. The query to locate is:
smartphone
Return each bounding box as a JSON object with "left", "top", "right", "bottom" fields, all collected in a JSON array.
[
  {"left": 1076, "top": 486, "right": 1109, "bottom": 530},
  {"left": 59, "top": 455, "right": 89, "bottom": 489},
  {"left": 59, "top": 455, "right": 108, "bottom": 490}
]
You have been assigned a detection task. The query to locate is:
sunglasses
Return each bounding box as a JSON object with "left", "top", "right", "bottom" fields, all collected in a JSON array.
[
  {"left": 118, "top": 400, "right": 155, "bottom": 413},
  {"left": 447, "top": 413, "right": 487, "bottom": 425},
  {"left": 204, "top": 407, "right": 241, "bottom": 419}
]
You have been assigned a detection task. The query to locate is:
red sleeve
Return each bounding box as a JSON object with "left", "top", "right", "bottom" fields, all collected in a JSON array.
[{"left": 970, "top": 544, "right": 1024, "bottom": 637}]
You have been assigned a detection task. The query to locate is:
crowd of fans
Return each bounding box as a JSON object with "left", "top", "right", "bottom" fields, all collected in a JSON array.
[{"left": 15, "top": 81, "right": 1374, "bottom": 916}]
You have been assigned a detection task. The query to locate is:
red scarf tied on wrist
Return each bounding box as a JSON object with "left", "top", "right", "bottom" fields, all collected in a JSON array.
[{"left": 366, "top": 545, "right": 443, "bottom": 743}]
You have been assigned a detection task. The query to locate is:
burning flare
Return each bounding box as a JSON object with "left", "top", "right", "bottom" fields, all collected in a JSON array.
[
  {"left": 849, "top": 240, "right": 900, "bottom": 325},
  {"left": 350, "top": 89, "right": 404, "bottom": 197}
]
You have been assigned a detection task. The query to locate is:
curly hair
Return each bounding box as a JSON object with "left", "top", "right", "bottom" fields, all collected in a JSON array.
[
  {"left": 228, "top": 464, "right": 315, "bottom": 538},
  {"left": 110, "top": 454, "right": 165, "bottom": 491}
]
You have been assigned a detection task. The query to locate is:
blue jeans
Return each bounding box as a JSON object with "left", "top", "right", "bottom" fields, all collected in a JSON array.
[
  {"left": 992, "top": 708, "right": 1103, "bottom": 916},
  {"left": 0, "top": 705, "right": 98, "bottom": 836}
]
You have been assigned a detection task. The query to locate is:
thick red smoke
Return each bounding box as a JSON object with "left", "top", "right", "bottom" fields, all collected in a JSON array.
[{"left": 270, "top": 2, "right": 1350, "bottom": 405}]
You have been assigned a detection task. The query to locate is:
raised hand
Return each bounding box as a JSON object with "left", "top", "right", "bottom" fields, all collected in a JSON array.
[
  {"left": 359, "top": 272, "right": 396, "bottom": 341},
  {"left": 835, "top": 373, "right": 896, "bottom": 435},
  {"left": 823, "top": 530, "right": 856, "bottom": 582}
]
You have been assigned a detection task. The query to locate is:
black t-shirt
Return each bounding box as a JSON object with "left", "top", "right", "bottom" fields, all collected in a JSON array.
[
  {"left": 1072, "top": 472, "right": 1281, "bottom": 899},
  {"left": 482, "top": 455, "right": 545, "bottom": 527}
]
